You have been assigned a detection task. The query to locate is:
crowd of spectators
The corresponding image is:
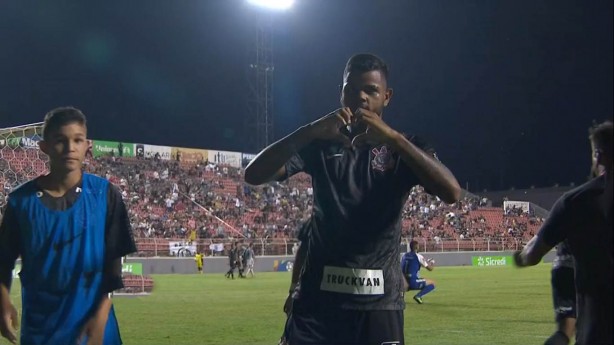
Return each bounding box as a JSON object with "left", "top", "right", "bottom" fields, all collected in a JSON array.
[{"left": 1, "top": 146, "right": 544, "bottom": 245}]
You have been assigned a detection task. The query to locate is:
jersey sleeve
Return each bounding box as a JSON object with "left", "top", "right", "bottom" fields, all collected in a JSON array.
[
  {"left": 281, "top": 153, "right": 305, "bottom": 181},
  {"left": 397, "top": 135, "right": 439, "bottom": 192},
  {"left": 0, "top": 202, "right": 20, "bottom": 289},
  {"left": 416, "top": 253, "right": 429, "bottom": 268},
  {"left": 102, "top": 183, "right": 137, "bottom": 292},
  {"left": 536, "top": 194, "right": 574, "bottom": 248},
  {"left": 280, "top": 143, "right": 318, "bottom": 181}
]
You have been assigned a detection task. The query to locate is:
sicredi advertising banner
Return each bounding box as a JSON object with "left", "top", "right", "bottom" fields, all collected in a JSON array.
[
  {"left": 208, "top": 150, "right": 242, "bottom": 168},
  {"left": 472, "top": 256, "right": 513, "bottom": 267},
  {"left": 92, "top": 140, "right": 134, "bottom": 157},
  {"left": 135, "top": 144, "right": 172, "bottom": 160}
]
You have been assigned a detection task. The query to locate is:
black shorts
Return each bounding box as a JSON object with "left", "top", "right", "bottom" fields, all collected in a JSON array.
[
  {"left": 285, "top": 305, "right": 404, "bottom": 345},
  {"left": 551, "top": 266, "right": 576, "bottom": 322}
]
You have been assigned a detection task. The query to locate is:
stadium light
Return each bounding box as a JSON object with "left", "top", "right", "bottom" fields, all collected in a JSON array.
[{"left": 247, "top": 0, "right": 294, "bottom": 11}]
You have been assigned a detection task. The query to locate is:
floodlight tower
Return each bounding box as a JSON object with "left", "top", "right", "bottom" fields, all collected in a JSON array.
[{"left": 245, "top": 0, "right": 294, "bottom": 152}]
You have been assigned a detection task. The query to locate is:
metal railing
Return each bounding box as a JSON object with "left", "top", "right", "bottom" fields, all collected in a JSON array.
[{"left": 133, "top": 237, "right": 526, "bottom": 257}]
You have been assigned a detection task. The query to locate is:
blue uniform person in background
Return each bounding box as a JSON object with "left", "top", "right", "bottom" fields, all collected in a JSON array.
[
  {"left": 0, "top": 107, "right": 136, "bottom": 344},
  {"left": 401, "top": 240, "right": 436, "bottom": 304}
]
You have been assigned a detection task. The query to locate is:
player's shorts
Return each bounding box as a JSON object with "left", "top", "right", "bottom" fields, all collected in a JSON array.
[
  {"left": 284, "top": 303, "right": 404, "bottom": 345},
  {"left": 247, "top": 258, "right": 254, "bottom": 268},
  {"left": 408, "top": 278, "right": 426, "bottom": 291},
  {"left": 551, "top": 266, "right": 576, "bottom": 322}
]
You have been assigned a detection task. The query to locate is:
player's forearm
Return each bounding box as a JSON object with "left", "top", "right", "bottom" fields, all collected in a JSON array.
[
  {"left": 244, "top": 125, "right": 316, "bottom": 185},
  {"left": 514, "top": 236, "right": 551, "bottom": 267},
  {"left": 388, "top": 132, "right": 461, "bottom": 204}
]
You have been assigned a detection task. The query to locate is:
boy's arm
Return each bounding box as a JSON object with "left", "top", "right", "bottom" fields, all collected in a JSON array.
[
  {"left": 0, "top": 284, "right": 19, "bottom": 344},
  {"left": 0, "top": 204, "right": 20, "bottom": 292},
  {"left": 78, "top": 184, "right": 137, "bottom": 344},
  {"left": 0, "top": 204, "right": 20, "bottom": 344},
  {"left": 79, "top": 294, "right": 112, "bottom": 345}
]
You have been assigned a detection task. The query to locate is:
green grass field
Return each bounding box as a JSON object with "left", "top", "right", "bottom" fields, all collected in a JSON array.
[{"left": 8, "top": 264, "right": 555, "bottom": 345}]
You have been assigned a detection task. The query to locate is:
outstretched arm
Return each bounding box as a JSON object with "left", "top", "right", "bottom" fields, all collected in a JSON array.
[
  {"left": 245, "top": 109, "right": 353, "bottom": 185},
  {"left": 514, "top": 236, "right": 553, "bottom": 267}
]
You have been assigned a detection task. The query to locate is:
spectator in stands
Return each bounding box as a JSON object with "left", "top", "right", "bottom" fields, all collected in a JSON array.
[
  {"left": 0, "top": 107, "right": 136, "bottom": 344},
  {"left": 246, "top": 53, "right": 461, "bottom": 345},
  {"left": 514, "top": 120, "right": 612, "bottom": 345}
]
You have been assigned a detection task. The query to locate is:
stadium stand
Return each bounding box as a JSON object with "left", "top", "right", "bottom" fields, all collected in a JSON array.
[{"left": 0, "top": 137, "right": 546, "bottom": 258}]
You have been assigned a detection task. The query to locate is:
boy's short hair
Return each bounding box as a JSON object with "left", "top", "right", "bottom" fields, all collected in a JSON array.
[{"left": 42, "top": 106, "right": 87, "bottom": 140}]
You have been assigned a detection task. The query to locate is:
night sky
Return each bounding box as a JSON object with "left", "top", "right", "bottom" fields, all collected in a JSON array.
[{"left": 1, "top": 1, "right": 612, "bottom": 192}]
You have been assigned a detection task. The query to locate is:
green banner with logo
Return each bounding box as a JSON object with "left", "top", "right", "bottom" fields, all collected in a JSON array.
[
  {"left": 122, "top": 263, "right": 143, "bottom": 275},
  {"left": 92, "top": 140, "right": 134, "bottom": 157},
  {"left": 472, "top": 256, "right": 513, "bottom": 267}
]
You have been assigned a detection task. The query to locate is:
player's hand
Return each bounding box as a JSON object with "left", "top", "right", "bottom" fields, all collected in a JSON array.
[
  {"left": 0, "top": 301, "right": 19, "bottom": 344},
  {"left": 309, "top": 108, "right": 353, "bottom": 146},
  {"left": 351, "top": 108, "right": 397, "bottom": 147}
]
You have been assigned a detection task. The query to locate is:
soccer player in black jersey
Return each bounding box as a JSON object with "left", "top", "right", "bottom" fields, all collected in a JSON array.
[
  {"left": 515, "top": 121, "right": 612, "bottom": 345},
  {"left": 247, "top": 53, "right": 461, "bottom": 345}
]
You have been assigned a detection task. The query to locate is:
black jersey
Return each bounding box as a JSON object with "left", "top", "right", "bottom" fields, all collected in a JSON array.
[
  {"left": 283, "top": 135, "right": 436, "bottom": 311},
  {"left": 538, "top": 175, "right": 612, "bottom": 345}
]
